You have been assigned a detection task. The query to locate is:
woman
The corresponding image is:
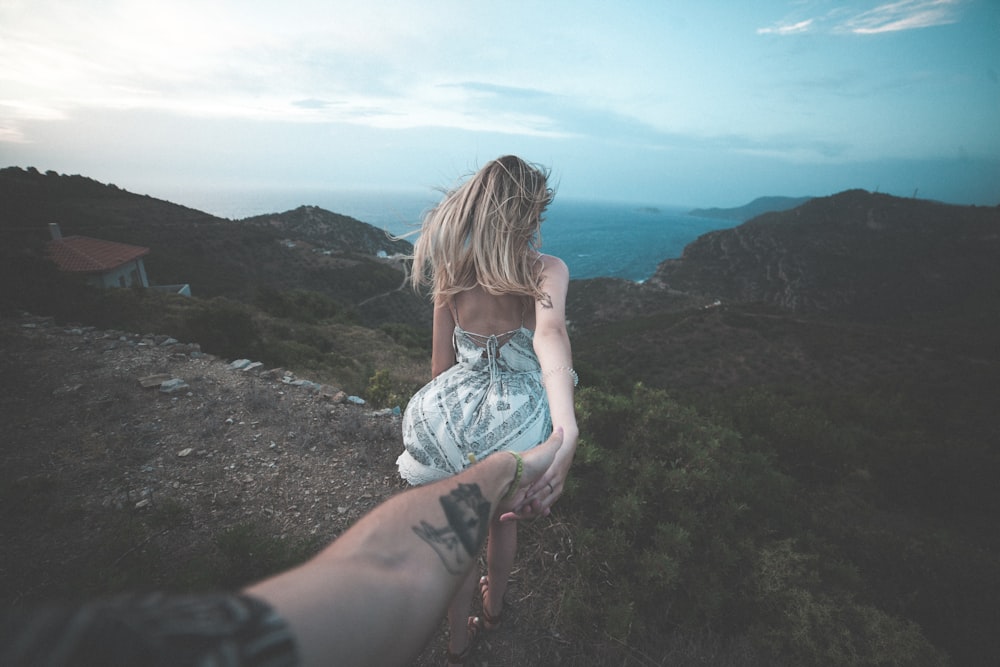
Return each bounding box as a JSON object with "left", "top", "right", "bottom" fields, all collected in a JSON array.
[{"left": 397, "top": 155, "right": 579, "bottom": 664}]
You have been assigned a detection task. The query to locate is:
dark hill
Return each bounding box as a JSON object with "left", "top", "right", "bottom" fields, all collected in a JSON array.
[
  {"left": 0, "top": 167, "right": 428, "bottom": 328},
  {"left": 649, "top": 189, "right": 1000, "bottom": 322},
  {"left": 570, "top": 190, "right": 1000, "bottom": 409},
  {"left": 7, "top": 169, "right": 996, "bottom": 335},
  {"left": 241, "top": 205, "right": 411, "bottom": 257},
  {"left": 689, "top": 195, "right": 814, "bottom": 221}
]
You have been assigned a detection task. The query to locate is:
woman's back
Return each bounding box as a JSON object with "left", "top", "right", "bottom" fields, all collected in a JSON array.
[{"left": 450, "top": 287, "right": 536, "bottom": 336}]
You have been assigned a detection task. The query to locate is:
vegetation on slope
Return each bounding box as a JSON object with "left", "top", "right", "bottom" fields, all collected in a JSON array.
[{"left": 2, "top": 169, "right": 999, "bottom": 664}]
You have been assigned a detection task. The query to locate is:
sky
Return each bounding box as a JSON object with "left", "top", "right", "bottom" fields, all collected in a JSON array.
[{"left": 1, "top": 0, "right": 998, "bottom": 208}]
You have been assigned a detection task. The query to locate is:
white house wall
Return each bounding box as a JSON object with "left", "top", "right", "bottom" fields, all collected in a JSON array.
[{"left": 89, "top": 259, "right": 150, "bottom": 289}]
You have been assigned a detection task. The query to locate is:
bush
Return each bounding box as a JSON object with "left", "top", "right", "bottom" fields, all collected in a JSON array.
[
  {"left": 178, "top": 298, "right": 260, "bottom": 360},
  {"left": 256, "top": 338, "right": 326, "bottom": 370},
  {"left": 255, "top": 287, "right": 343, "bottom": 324},
  {"left": 748, "top": 539, "right": 949, "bottom": 666},
  {"left": 365, "top": 369, "right": 412, "bottom": 409},
  {"left": 563, "top": 384, "right": 795, "bottom": 640},
  {"left": 378, "top": 322, "right": 431, "bottom": 352},
  {"left": 557, "top": 384, "right": 954, "bottom": 665}
]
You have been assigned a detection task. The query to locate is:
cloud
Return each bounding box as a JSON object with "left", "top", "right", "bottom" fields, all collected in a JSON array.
[
  {"left": 843, "top": 0, "right": 963, "bottom": 34},
  {"left": 444, "top": 82, "right": 551, "bottom": 100},
  {"left": 0, "top": 125, "right": 28, "bottom": 143},
  {"left": 757, "top": 19, "right": 814, "bottom": 36},
  {"left": 0, "top": 1, "right": 595, "bottom": 142},
  {"left": 292, "top": 99, "right": 334, "bottom": 110},
  {"left": 758, "top": 0, "right": 963, "bottom": 37}
]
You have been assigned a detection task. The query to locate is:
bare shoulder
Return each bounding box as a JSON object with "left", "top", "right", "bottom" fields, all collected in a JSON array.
[
  {"left": 535, "top": 254, "right": 569, "bottom": 312},
  {"left": 538, "top": 254, "right": 569, "bottom": 279}
]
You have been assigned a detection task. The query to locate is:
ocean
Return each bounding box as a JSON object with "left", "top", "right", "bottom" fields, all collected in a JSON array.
[{"left": 157, "top": 186, "right": 739, "bottom": 282}]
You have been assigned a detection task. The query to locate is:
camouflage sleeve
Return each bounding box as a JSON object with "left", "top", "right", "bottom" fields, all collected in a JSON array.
[{"left": 0, "top": 592, "right": 299, "bottom": 667}]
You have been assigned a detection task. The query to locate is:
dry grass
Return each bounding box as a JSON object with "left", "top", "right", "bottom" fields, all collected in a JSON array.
[{"left": 2, "top": 314, "right": 779, "bottom": 666}]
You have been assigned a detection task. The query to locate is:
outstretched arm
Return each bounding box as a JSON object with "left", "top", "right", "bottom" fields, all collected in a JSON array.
[
  {"left": 515, "top": 254, "right": 579, "bottom": 519},
  {"left": 244, "top": 429, "right": 564, "bottom": 667}
]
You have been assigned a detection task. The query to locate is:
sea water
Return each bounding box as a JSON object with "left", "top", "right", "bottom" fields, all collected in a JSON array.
[{"left": 157, "top": 186, "right": 738, "bottom": 282}]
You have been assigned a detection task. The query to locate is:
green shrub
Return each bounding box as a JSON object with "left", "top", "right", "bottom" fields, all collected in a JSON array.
[
  {"left": 178, "top": 297, "right": 260, "bottom": 360},
  {"left": 724, "top": 388, "right": 863, "bottom": 484},
  {"left": 748, "top": 539, "right": 949, "bottom": 666},
  {"left": 556, "top": 384, "right": 956, "bottom": 664},
  {"left": 563, "top": 384, "right": 795, "bottom": 639},
  {"left": 378, "top": 322, "right": 431, "bottom": 352},
  {"left": 365, "top": 369, "right": 412, "bottom": 409},
  {"left": 255, "top": 287, "right": 343, "bottom": 323},
  {"left": 257, "top": 338, "right": 325, "bottom": 369}
]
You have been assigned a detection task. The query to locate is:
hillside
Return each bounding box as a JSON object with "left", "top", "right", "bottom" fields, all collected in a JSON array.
[
  {"left": 650, "top": 189, "right": 1000, "bottom": 323},
  {"left": 0, "top": 167, "right": 430, "bottom": 329},
  {"left": 688, "top": 195, "right": 814, "bottom": 221},
  {"left": 570, "top": 189, "right": 999, "bottom": 404},
  {"left": 0, "top": 313, "right": 468, "bottom": 665},
  {"left": 3, "top": 171, "right": 1000, "bottom": 664},
  {"left": 241, "top": 205, "right": 411, "bottom": 256},
  {"left": 10, "top": 168, "right": 994, "bottom": 332}
]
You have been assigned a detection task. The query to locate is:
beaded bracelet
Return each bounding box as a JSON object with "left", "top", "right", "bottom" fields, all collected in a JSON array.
[
  {"left": 542, "top": 366, "right": 579, "bottom": 387},
  {"left": 501, "top": 451, "right": 524, "bottom": 501}
]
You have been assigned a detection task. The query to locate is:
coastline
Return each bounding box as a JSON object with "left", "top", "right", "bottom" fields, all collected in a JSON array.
[{"left": 146, "top": 186, "right": 739, "bottom": 282}]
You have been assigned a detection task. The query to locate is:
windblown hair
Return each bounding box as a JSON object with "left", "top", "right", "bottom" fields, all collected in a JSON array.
[{"left": 411, "top": 155, "right": 553, "bottom": 302}]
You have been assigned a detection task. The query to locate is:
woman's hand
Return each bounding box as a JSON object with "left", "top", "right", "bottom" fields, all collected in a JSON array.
[
  {"left": 495, "top": 428, "right": 563, "bottom": 519},
  {"left": 500, "top": 426, "right": 577, "bottom": 522}
]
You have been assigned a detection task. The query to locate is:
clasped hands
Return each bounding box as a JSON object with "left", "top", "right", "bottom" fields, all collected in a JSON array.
[{"left": 498, "top": 427, "right": 567, "bottom": 522}]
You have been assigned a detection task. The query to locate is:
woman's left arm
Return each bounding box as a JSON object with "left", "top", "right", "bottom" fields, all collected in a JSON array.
[{"left": 515, "top": 254, "right": 579, "bottom": 518}]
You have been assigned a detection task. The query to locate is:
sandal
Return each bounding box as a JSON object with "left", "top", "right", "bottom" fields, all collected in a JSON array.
[
  {"left": 479, "top": 576, "right": 505, "bottom": 631},
  {"left": 445, "top": 616, "right": 482, "bottom": 665}
]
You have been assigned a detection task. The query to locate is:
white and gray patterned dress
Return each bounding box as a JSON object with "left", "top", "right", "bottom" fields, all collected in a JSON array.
[{"left": 397, "top": 322, "right": 552, "bottom": 486}]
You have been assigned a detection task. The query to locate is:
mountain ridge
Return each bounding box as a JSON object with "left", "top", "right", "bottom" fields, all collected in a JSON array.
[
  {"left": 650, "top": 189, "right": 1000, "bottom": 322},
  {"left": 0, "top": 166, "right": 426, "bottom": 328},
  {"left": 688, "top": 195, "right": 814, "bottom": 221},
  {"left": 6, "top": 166, "right": 999, "bottom": 334}
]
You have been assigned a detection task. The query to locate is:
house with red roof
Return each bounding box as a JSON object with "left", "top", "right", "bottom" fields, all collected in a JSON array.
[{"left": 46, "top": 223, "right": 150, "bottom": 290}]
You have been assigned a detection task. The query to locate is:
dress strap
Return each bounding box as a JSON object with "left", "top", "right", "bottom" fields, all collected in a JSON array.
[{"left": 448, "top": 298, "right": 461, "bottom": 328}]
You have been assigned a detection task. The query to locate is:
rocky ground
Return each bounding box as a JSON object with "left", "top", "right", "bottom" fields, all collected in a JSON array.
[{"left": 0, "top": 313, "right": 578, "bottom": 666}]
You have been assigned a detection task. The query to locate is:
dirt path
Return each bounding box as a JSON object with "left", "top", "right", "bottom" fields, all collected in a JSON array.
[{"left": 0, "top": 313, "right": 576, "bottom": 666}]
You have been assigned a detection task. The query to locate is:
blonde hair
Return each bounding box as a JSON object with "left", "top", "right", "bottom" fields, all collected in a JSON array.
[{"left": 411, "top": 155, "right": 553, "bottom": 302}]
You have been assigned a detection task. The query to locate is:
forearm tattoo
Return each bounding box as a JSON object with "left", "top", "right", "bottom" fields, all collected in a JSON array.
[{"left": 412, "top": 483, "right": 491, "bottom": 574}]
